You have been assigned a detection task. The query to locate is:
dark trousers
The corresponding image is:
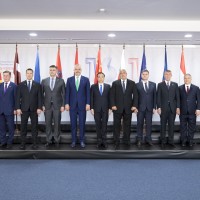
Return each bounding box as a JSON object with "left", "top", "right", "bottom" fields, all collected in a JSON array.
[
  {"left": 113, "top": 110, "right": 132, "bottom": 145},
  {"left": 0, "top": 113, "right": 15, "bottom": 145},
  {"left": 160, "top": 106, "right": 176, "bottom": 144},
  {"left": 180, "top": 114, "right": 196, "bottom": 143},
  {"left": 70, "top": 108, "right": 86, "bottom": 143},
  {"left": 94, "top": 109, "right": 108, "bottom": 145},
  {"left": 20, "top": 110, "right": 38, "bottom": 144},
  {"left": 45, "top": 105, "right": 61, "bottom": 143},
  {"left": 137, "top": 109, "right": 153, "bottom": 142}
]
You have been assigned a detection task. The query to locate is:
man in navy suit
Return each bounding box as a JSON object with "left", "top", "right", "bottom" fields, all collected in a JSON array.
[
  {"left": 136, "top": 70, "right": 156, "bottom": 147},
  {"left": 65, "top": 64, "right": 90, "bottom": 148},
  {"left": 179, "top": 74, "right": 200, "bottom": 147},
  {"left": 157, "top": 70, "right": 180, "bottom": 148},
  {"left": 0, "top": 71, "right": 17, "bottom": 149},
  {"left": 90, "top": 72, "right": 110, "bottom": 149}
]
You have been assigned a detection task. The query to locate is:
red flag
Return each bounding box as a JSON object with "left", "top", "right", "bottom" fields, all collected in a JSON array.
[
  {"left": 180, "top": 46, "right": 186, "bottom": 75},
  {"left": 56, "top": 44, "right": 62, "bottom": 78},
  {"left": 75, "top": 44, "right": 79, "bottom": 65},
  {"left": 0, "top": 72, "right": 2, "bottom": 83},
  {"left": 13, "top": 44, "right": 21, "bottom": 85},
  {"left": 94, "top": 45, "right": 102, "bottom": 84}
]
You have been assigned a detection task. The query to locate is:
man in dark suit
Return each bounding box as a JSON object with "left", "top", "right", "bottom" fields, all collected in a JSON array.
[
  {"left": 41, "top": 65, "right": 65, "bottom": 147},
  {"left": 90, "top": 72, "right": 111, "bottom": 149},
  {"left": 157, "top": 70, "right": 180, "bottom": 148},
  {"left": 0, "top": 71, "right": 17, "bottom": 149},
  {"left": 179, "top": 74, "right": 200, "bottom": 147},
  {"left": 65, "top": 64, "right": 90, "bottom": 148},
  {"left": 16, "top": 68, "right": 42, "bottom": 149},
  {"left": 136, "top": 69, "right": 156, "bottom": 147},
  {"left": 110, "top": 69, "right": 138, "bottom": 149}
]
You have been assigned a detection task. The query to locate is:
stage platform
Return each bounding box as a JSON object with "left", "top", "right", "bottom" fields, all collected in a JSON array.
[{"left": 1, "top": 121, "right": 200, "bottom": 159}]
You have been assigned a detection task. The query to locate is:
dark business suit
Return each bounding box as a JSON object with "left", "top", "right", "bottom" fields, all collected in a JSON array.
[
  {"left": 16, "top": 80, "right": 42, "bottom": 145},
  {"left": 136, "top": 81, "right": 156, "bottom": 142},
  {"left": 41, "top": 77, "right": 65, "bottom": 144},
  {"left": 110, "top": 79, "right": 138, "bottom": 145},
  {"left": 65, "top": 75, "right": 90, "bottom": 144},
  {"left": 90, "top": 83, "right": 110, "bottom": 146},
  {"left": 179, "top": 84, "right": 200, "bottom": 144},
  {"left": 0, "top": 82, "right": 16, "bottom": 145},
  {"left": 157, "top": 81, "right": 180, "bottom": 144}
]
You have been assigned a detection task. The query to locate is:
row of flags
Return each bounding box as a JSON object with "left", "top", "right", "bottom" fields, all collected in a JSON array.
[{"left": 0, "top": 44, "right": 187, "bottom": 85}]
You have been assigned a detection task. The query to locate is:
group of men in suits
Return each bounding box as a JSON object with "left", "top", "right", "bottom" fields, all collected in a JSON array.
[{"left": 0, "top": 65, "right": 200, "bottom": 150}]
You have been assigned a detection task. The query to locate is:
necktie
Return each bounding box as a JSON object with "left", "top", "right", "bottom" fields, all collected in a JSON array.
[
  {"left": 4, "top": 82, "right": 7, "bottom": 93},
  {"left": 51, "top": 78, "right": 54, "bottom": 90},
  {"left": 28, "top": 81, "right": 31, "bottom": 92},
  {"left": 100, "top": 85, "right": 103, "bottom": 95},
  {"left": 145, "top": 82, "right": 148, "bottom": 92},
  {"left": 122, "top": 81, "right": 125, "bottom": 93},
  {"left": 167, "top": 81, "right": 170, "bottom": 89},
  {"left": 186, "top": 86, "right": 190, "bottom": 93},
  {"left": 76, "top": 77, "right": 79, "bottom": 91}
]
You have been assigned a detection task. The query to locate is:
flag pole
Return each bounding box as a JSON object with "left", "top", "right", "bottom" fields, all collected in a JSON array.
[{"left": 15, "top": 43, "right": 19, "bottom": 134}]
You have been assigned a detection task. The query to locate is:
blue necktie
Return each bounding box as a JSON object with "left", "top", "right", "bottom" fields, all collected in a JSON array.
[{"left": 100, "top": 85, "right": 103, "bottom": 95}]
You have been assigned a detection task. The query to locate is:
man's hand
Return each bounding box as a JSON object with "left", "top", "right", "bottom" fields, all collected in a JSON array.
[
  {"left": 37, "top": 109, "right": 42, "bottom": 115},
  {"left": 91, "top": 109, "right": 94, "bottom": 115},
  {"left": 65, "top": 104, "right": 70, "bottom": 111},
  {"left": 42, "top": 106, "right": 45, "bottom": 112},
  {"left": 153, "top": 109, "right": 157, "bottom": 114},
  {"left": 86, "top": 104, "right": 90, "bottom": 111},
  {"left": 112, "top": 106, "right": 117, "bottom": 111},
  {"left": 176, "top": 108, "right": 180, "bottom": 115},
  {"left": 196, "top": 110, "right": 200, "bottom": 116},
  {"left": 14, "top": 110, "right": 17, "bottom": 115},
  {"left": 60, "top": 107, "right": 65, "bottom": 112},
  {"left": 17, "top": 109, "right": 22, "bottom": 115},
  {"left": 157, "top": 108, "right": 161, "bottom": 115}
]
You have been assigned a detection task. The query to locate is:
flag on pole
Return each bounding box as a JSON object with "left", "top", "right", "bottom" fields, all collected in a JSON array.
[
  {"left": 0, "top": 72, "right": 2, "bottom": 83},
  {"left": 118, "top": 45, "right": 126, "bottom": 79},
  {"left": 162, "top": 45, "right": 168, "bottom": 81},
  {"left": 94, "top": 45, "right": 102, "bottom": 84},
  {"left": 13, "top": 44, "right": 21, "bottom": 85},
  {"left": 34, "top": 45, "right": 41, "bottom": 83},
  {"left": 180, "top": 45, "right": 186, "bottom": 75},
  {"left": 75, "top": 43, "right": 79, "bottom": 65},
  {"left": 56, "top": 44, "right": 62, "bottom": 78},
  {"left": 139, "top": 45, "right": 147, "bottom": 81}
]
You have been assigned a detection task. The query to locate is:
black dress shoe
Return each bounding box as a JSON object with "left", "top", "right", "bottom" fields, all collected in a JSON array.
[
  {"left": 96, "top": 144, "right": 102, "bottom": 149},
  {"left": 19, "top": 144, "right": 26, "bottom": 150},
  {"left": 32, "top": 144, "right": 38, "bottom": 150},
  {"left": 161, "top": 143, "right": 166, "bottom": 149},
  {"left": 102, "top": 143, "right": 108, "bottom": 149},
  {"left": 189, "top": 141, "right": 194, "bottom": 147},
  {"left": 0, "top": 143, "right": 7, "bottom": 148},
  {"left": 146, "top": 141, "right": 153, "bottom": 146},
  {"left": 181, "top": 142, "right": 186, "bottom": 147},
  {"left": 71, "top": 142, "right": 76, "bottom": 148},
  {"left": 137, "top": 141, "right": 142, "bottom": 147},
  {"left": 114, "top": 143, "right": 120, "bottom": 150},
  {"left": 168, "top": 143, "right": 176, "bottom": 148},
  {"left": 6, "top": 144, "right": 13, "bottom": 149},
  {"left": 44, "top": 143, "right": 51, "bottom": 148}
]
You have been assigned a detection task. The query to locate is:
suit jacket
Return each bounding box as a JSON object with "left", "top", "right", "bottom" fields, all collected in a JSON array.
[
  {"left": 16, "top": 80, "right": 42, "bottom": 112},
  {"left": 90, "top": 83, "right": 110, "bottom": 112},
  {"left": 179, "top": 84, "right": 200, "bottom": 115},
  {"left": 136, "top": 81, "right": 156, "bottom": 112},
  {"left": 0, "top": 82, "right": 16, "bottom": 115},
  {"left": 65, "top": 75, "right": 90, "bottom": 111},
  {"left": 110, "top": 79, "right": 138, "bottom": 114},
  {"left": 41, "top": 77, "right": 65, "bottom": 110},
  {"left": 157, "top": 81, "right": 180, "bottom": 113}
]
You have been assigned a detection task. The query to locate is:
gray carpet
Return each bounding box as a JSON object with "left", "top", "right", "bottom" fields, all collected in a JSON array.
[{"left": 0, "top": 159, "right": 200, "bottom": 200}]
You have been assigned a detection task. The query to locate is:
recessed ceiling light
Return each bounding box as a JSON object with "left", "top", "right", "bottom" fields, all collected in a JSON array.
[
  {"left": 184, "top": 34, "right": 192, "bottom": 38},
  {"left": 99, "top": 8, "right": 106, "bottom": 12},
  {"left": 29, "top": 32, "right": 38, "bottom": 37},
  {"left": 108, "top": 33, "right": 116, "bottom": 38}
]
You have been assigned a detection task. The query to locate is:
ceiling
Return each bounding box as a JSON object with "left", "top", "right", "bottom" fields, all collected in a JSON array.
[{"left": 0, "top": 0, "right": 200, "bottom": 45}]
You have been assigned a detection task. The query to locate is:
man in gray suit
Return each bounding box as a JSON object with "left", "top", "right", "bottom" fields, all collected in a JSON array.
[{"left": 41, "top": 65, "right": 65, "bottom": 147}]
